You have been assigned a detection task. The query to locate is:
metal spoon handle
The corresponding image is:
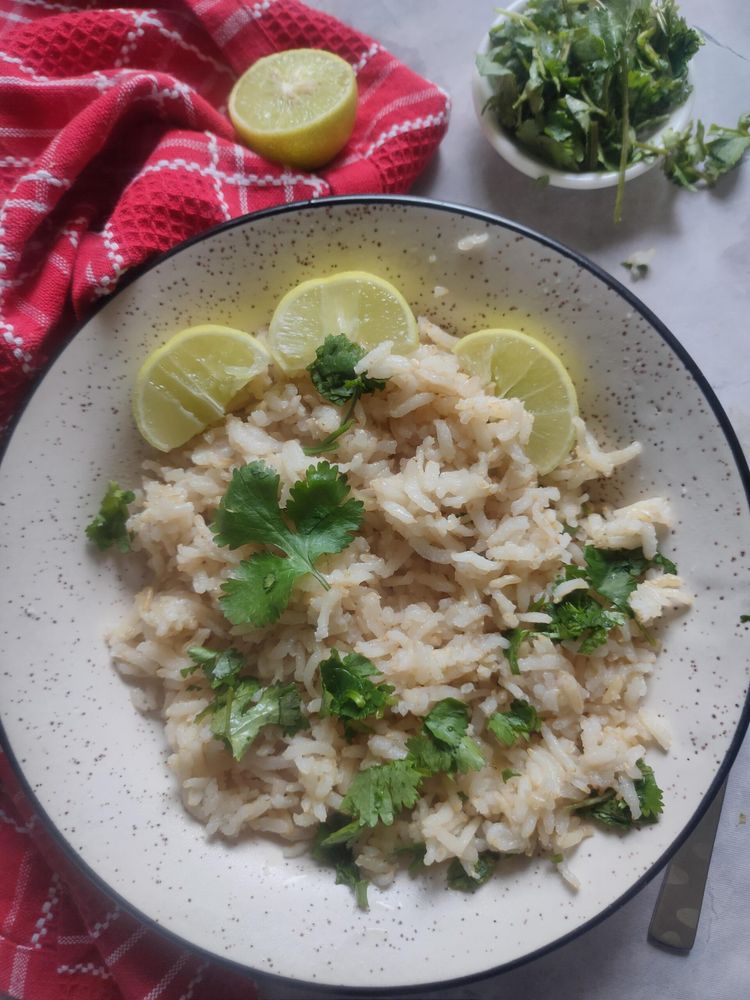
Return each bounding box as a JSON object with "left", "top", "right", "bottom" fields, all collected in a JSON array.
[{"left": 648, "top": 779, "right": 727, "bottom": 952}]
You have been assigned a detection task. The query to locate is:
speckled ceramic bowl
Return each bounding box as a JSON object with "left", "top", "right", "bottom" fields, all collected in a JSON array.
[{"left": 1, "top": 196, "right": 749, "bottom": 994}]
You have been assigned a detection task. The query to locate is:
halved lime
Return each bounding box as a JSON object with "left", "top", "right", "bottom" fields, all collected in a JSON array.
[
  {"left": 267, "top": 271, "right": 419, "bottom": 373},
  {"left": 454, "top": 328, "right": 578, "bottom": 474},
  {"left": 228, "top": 48, "right": 357, "bottom": 169},
  {"left": 133, "top": 325, "right": 271, "bottom": 452}
]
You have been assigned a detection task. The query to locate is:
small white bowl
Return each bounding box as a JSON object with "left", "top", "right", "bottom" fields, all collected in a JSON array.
[{"left": 472, "top": 1, "right": 694, "bottom": 189}]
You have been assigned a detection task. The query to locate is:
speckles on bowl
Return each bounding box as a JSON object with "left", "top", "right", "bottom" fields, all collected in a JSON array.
[{"left": 0, "top": 198, "right": 749, "bottom": 992}]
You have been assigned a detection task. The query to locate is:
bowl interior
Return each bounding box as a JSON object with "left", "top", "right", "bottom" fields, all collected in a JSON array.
[{"left": 1, "top": 198, "right": 748, "bottom": 991}]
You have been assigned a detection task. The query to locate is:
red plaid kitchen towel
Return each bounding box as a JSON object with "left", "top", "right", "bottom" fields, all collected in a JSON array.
[
  {"left": 0, "top": 1, "right": 449, "bottom": 997},
  {"left": 0, "top": 0, "right": 450, "bottom": 432}
]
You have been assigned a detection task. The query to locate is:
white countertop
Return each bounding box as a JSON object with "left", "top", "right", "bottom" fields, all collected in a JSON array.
[{"left": 278, "top": 2, "right": 750, "bottom": 997}]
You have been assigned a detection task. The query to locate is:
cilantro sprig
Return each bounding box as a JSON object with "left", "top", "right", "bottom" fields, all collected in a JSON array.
[
  {"left": 304, "top": 334, "right": 388, "bottom": 455},
  {"left": 185, "top": 645, "right": 308, "bottom": 760},
  {"left": 213, "top": 461, "right": 363, "bottom": 627},
  {"left": 85, "top": 481, "right": 135, "bottom": 552},
  {"left": 571, "top": 759, "right": 664, "bottom": 829},
  {"left": 501, "top": 545, "right": 677, "bottom": 673},
  {"left": 322, "top": 699, "right": 485, "bottom": 848},
  {"left": 320, "top": 650, "right": 396, "bottom": 734}
]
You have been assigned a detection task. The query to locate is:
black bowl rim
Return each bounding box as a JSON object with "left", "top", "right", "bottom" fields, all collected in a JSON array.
[{"left": 1, "top": 193, "right": 748, "bottom": 997}]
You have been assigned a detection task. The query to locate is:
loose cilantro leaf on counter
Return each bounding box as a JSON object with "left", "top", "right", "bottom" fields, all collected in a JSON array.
[
  {"left": 447, "top": 852, "right": 497, "bottom": 893},
  {"left": 645, "top": 113, "right": 750, "bottom": 190},
  {"left": 488, "top": 699, "right": 542, "bottom": 748},
  {"left": 572, "top": 759, "right": 664, "bottom": 829},
  {"left": 85, "top": 481, "right": 135, "bottom": 552},
  {"left": 304, "top": 335, "right": 388, "bottom": 456},
  {"left": 411, "top": 698, "right": 484, "bottom": 775},
  {"left": 320, "top": 650, "right": 396, "bottom": 730},
  {"left": 214, "top": 461, "right": 363, "bottom": 627},
  {"left": 313, "top": 818, "right": 369, "bottom": 909}
]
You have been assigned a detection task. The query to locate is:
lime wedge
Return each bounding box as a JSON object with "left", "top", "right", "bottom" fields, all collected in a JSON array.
[
  {"left": 228, "top": 48, "right": 357, "bottom": 169},
  {"left": 267, "top": 271, "right": 418, "bottom": 373},
  {"left": 133, "top": 325, "right": 271, "bottom": 452},
  {"left": 454, "top": 328, "right": 578, "bottom": 474}
]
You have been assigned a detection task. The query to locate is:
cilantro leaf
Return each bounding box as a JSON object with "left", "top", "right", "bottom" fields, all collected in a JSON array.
[
  {"left": 320, "top": 650, "right": 395, "bottom": 727},
  {"left": 547, "top": 593, "right": 628, "bottom": 654},
  {"left": 501, "top": 768, "right": 520, "bottom": 783},
  {"left": 313, "top": 818, "right": 369, "bottom": 910},
  {"left": 338, "top": 759, "right": 423, "bottom": 830},
  {"left": 583, "top": 545, "right": 650, "bottom": 611},
  {"left": 187, "top": 645, "right": 308, "bottom": 760},
  {"left": 307, "top": 334, "right": 387, "bottom": 406},
  {"left": 502, "top": 627, "right": 532, "bottom": 675},
  {"left": 183, "top": 646, "right": 244, "bottom": 687},
  {"left": 634, "top": 759, "right": 664, "bottom": 819},
  {"left": 419, "top": 699, "right": 485, "bottom": 774},
  {"left": 85, "top": 481, "right": 135, "bottom": 552},
  {"left": 405, "top": 734, "right": 456, "bottom": 776},
  {"left": 214, "top": 461, "right": 363, "bottom": 626},
  {"left": 740, "top": 614, "right": 750, "bottom": 624},
  {"left": 488, "top": 699, "right": 542, "bottom": 748},
  {"left": 447, "top": 852, "right": 497, "bottom": 893},
  {"left": 212, "top": 680, "right": 307, "bottom": 760},
  {"left": 304, "top": 335, "right": 387, "bottom": 456},
  {"left": 572, "top": 758, "right": 663, "bottom": 829},
  {"left": 220, "top": 553, "right": 300, "bottom": 628}
]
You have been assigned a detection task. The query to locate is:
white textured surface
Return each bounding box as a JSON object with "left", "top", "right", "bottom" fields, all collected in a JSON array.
[{"left": 278, "top": 1, "right": 750, "bottom": 998}]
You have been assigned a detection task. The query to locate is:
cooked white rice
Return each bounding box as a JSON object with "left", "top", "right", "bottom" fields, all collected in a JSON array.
[{"left": 109, "top": 317, "right": 692, "bottom": 890}]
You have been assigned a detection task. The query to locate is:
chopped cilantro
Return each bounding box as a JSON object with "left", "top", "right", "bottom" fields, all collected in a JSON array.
[
  {"left": 477, "top": 0, "right": 707, "bottom": 220},
  {"left": 550, "top": 853, "right": 563, "bottom": 864},
  {"left": 304, "top": 334, "right": 388, "bottom": 455},
  {"left": 409, "top": 699, "right": 484, "bottom": 775},
  {"left": 501, "top": 768, "right": 520, "bottom": 783},
  {"left": 187, "top": 645, "right": 307, "bottom": 760},
  {"left": 447, "top": 852, "right": 496, "bottom": 893},
  {"left": 213, "top": 461, "right": 363, "bottom": 627},
  {"left": 502, "top": 626, "right": 533, "bottom": 675},
  {"left": 488, "top": 699, "right": 542, "bottom": 748},
  {"left": 572, "top": 759, "right": 664, "bottom": 829},
  {"left": 320, "top": 650, "right": 395, "bottom": 731},
  {"left": 501, "top": 545, "right": 678, "bottom": 664},
  {"left": 85, "top": 481, "right": 134, "bottom": 552},
  {"left": 313, "top": 818, "right": 369, "bottom": 909},
  {"left": 741, "top": 614, "right": 750, "bottom": 624}
]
